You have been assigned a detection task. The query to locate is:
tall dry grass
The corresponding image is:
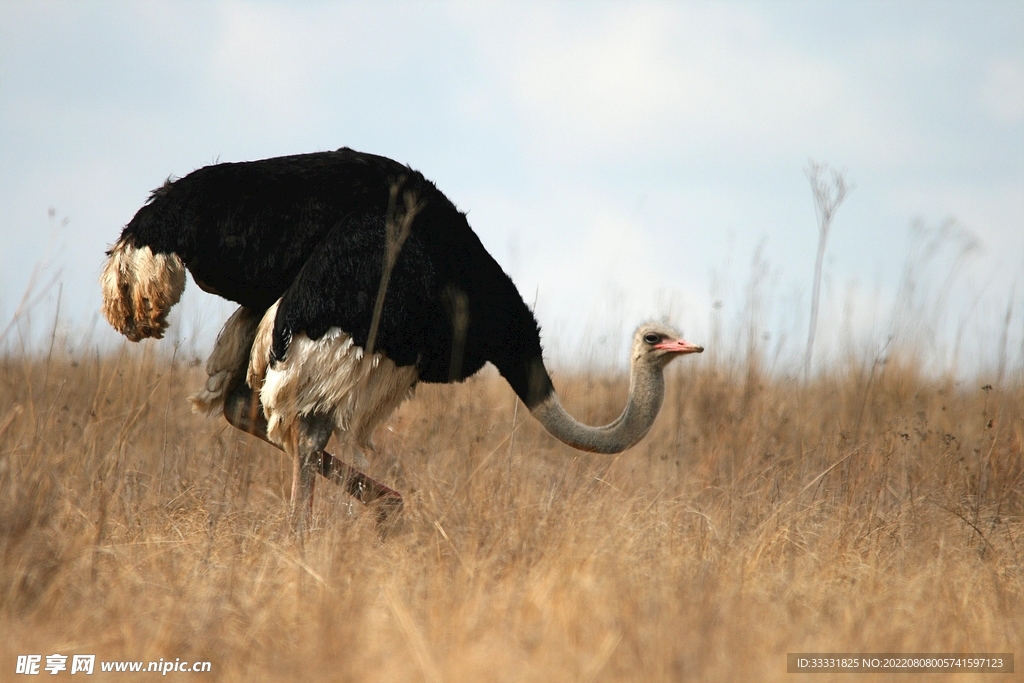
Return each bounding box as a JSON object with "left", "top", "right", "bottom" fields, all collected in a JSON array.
[{"left": 0, "top": 333, "right": 1021, "bottom": 681}]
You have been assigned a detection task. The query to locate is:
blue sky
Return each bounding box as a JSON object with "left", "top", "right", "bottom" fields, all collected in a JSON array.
[{"left": 1, "top": 1, "right": 1022, "bottom": 373}]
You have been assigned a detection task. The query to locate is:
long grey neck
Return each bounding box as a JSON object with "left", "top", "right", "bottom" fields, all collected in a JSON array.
[{"left": 529, "top": 361, "right": 665, "bottom": 454}]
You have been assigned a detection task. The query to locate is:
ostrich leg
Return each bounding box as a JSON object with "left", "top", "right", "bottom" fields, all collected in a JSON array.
[
  {"left": 289, "top": 412, "right": 332, "bottom": 532},
  {"left": 223, "top": 381, "right": 403, "bottom": 521}
]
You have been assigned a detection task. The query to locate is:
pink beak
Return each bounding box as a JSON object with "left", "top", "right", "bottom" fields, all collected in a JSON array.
[{"left": 654, "top": 339, "right": 704, "bottom": 355}]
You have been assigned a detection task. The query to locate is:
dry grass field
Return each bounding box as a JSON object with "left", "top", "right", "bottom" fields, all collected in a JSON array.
[{"left": 1, "top": 336, "right": 1021, "bottom": 681}]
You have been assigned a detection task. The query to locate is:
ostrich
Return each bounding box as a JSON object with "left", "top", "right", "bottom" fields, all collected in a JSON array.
[{"left": 100, "top": 148, "right": 703, "bottom": 528}]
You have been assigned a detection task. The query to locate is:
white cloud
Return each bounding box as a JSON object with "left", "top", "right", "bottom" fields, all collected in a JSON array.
[
  {"left": 460, "top": 4, "right": 915, "bottom": 167},
  {"left": 2, "top": 1, "right": 1023, "bottom": 373},
  {"left": 981, "top": 58, "right": 1024, "bottom": 123},
  {"left": 208, "top": 4, "right": 324, "bottom": 126},
  {"left": 889, "top": 182, "right": 1024, "bottom": 261}
]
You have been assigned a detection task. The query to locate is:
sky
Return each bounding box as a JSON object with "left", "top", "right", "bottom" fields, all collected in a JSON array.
[{"left": 1, "top": 1, "right": 1022, "bottom": 374}]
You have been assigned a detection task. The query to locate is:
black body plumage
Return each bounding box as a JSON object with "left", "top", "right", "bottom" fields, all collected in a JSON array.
[{"left": 117, "top": 148, "right": 554, "bottom": 407}]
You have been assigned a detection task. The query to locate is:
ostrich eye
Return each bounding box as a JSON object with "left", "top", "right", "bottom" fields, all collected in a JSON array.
[{"left": 643, "top": 332, "right": 660, "bottom": 345}]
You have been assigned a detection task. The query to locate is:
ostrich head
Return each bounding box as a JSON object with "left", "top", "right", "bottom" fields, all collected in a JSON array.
[{"left": 631, "top": 322, "right": 704, "bottom": 370}]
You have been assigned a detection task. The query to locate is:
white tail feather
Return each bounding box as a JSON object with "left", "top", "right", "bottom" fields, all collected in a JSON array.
[{"left": 100, "top": 239, "right": 185, "bottom": 341}]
